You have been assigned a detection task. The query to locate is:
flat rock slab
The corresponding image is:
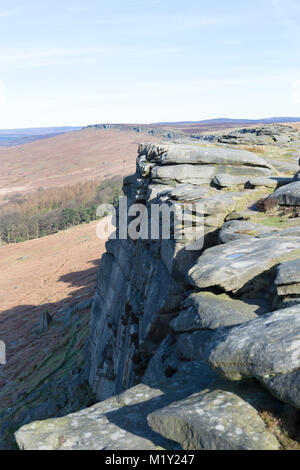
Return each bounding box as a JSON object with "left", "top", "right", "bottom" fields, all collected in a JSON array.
[
  {"left": 276, "top": 259, "right": 300, "bottom": 286},
  {"left": 218, "top": 220, "right": 275, "bottom": 243},
  {"left": 202, "top": 194, "right": 236, "bottom": 215},
  {"left": 246, "top": 177, "right": 278, "bottom": 189},
  {"left": 151, "top": 163, "right": 272, "bottom": 186},
  {"left": 270, "top": 181, "right": 300, "bottom": 206},
  {"left": 205, "top": 306, "right": 300, "bottom": 394},
  {"left": 15, "top": 385, "right": 178, "bottom": 451},
  {"left": 213, "top": 174, "right": 250, "bottom": 188},
  {"left": 259, "top": 227, "right": 300, "bottom": 239},
  {"left": 143, "top": 360, "right": 281, "bottom": 450},
  {"left": 148, "top": 386, "right": 279, "bottom": 450},
  {"left": 276, "top": 283, "right": 300, "bottom": 296},
  {"left": 15, "top": 355, "right": 282, "bottom": 451},
  {"left": 140, "top": 143, "right": 273, "bottom": 169},
  {"left": 171, "top": 292, "right": 260, "bottom": 332},
  {"left": 159, "top": 184, "right": 212, "bottom": 202},
  {"left": 151, "top": 164, "right": 217, "bottom": 185},
  {"left": 275, "top": 259, "right": 300, "bottom": 295},
  {"left": 188, "top": 236, "right": 300, "bottom": 293}
]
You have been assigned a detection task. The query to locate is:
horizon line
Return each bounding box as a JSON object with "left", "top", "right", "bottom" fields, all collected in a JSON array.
[{"left": 1, "top": 116, "right": 300, "bottom": 132}]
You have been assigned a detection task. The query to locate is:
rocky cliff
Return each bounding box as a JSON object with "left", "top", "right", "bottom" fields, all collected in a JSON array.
[{"left": 15, "top": 136, "right": 300, "bottom": 450}]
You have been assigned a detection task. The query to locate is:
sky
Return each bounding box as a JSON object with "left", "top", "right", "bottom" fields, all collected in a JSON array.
[{"left": 0, "top": 0, "right": 300, "bottom": 128}]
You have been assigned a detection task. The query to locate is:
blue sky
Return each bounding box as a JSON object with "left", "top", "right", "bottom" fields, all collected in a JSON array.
[{"left": 0, "top": 0, "right": 299, "bottom": 128}]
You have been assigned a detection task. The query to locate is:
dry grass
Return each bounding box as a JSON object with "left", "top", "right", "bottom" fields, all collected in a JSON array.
[
  {"left": 257, "top": 196, "right": 300, "bottom": 219},
  {"left": 243, "top": 145, "right": 266, "bottom": 154},
  {"left": 0, "top": 127, "right": 161, "bottom": 204},
  {"left": 260, "top": 406, "right": 300, "bottom": 450},
  {"left": 283, "top": 122, "right": 300, "bottom": 132},
  {"left": 257, "top": 196, "right": 280, "bottom": 213}
]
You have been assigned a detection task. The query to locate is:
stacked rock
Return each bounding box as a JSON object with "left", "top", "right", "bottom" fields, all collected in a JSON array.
[{"left": 275, "top": 259, "right": 300, "bottom": 307}]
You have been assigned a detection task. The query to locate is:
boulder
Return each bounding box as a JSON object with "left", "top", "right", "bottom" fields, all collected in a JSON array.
[
  {"left": 205, "top": 306, "right": 300, "bottom": 409},
  {"left": 142, "top": 143, "right": 273, "bottom": 169},
  {"left": 148, "top": 386, "right": 279, "bottom": 450},
  {"left": 202, "top": 194, "right": 236, "bottom": 215},
  {"left": 151, "top": 163, "right": 272, "bottom": 186},
  {"left": 275, "top": 259, "right": 300, "bottom": 296},
  {"left": 218, "top": 220, "right": 275, "bottom": 243},
  {"left": 15, "top": 360, "right": 280, "bottom": 451},
  {"left": 15, "top": 384, "right": 177, "bottom": 450},
  {"left": 150, "top": 164, "right": 216, "bottom": 185},
  {"left": 159, "top": 184, "right": 212, "bottom": 202},
  {"left": 276, "top": 259, "right": 300, "bottom": 286},
  {"left": 212, "top": 174, "right": 250, "bottom": 188},
  {"left": 204, "top": 212, "right": 226, "bottom": 228},
  {"left": 188, "top": 236, "right": 300, "bottom": 293},
  {"left": 269, "top": 181, "right": 300, "bottom": 206},
  {"left": 171, "top": 292, "right": 260, "bottom": 332},
  {"left": 246, "top": 177, "right": 278, "bottom": 189},
  {"left": 264, "top": 370, "right": 300, "bottom": 409}
]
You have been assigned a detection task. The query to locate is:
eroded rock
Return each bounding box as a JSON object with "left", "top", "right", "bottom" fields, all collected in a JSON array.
[
  {"left": 269, "top": 181, "right": 300, "bottom": 206},
  {"left": 205, "top": 306, "right": 300, "bottom": 409},
  {"left": 142, "top": 143, "right": 273, "bottom": 169},
  {"left": 275, "top": 259, "right": 300, "bottom": 295},
  {"left": 148, "top": 387, "right": 279, "bottom": 450},
  {"left": 218, "top": 220, "right": 275, "bottom": 243},
  {"left": 15, "top": 385, "right": 176, "bottom": 450},
  {"left": 171, "top": 292, "right": 260, "bottom": 332},
  {"left": 188, "top": 237, "right": 300, "bottom": 293}
]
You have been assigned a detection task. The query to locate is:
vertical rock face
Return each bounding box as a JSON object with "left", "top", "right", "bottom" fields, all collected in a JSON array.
[{"left": 86, "top": 237, "right": 186, "bottom": 400}]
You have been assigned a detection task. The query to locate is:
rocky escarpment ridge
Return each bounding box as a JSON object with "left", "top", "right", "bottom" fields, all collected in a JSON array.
[
  {"left": 201, "top": 124, "right": 300, "bottom": 146},
  {"left": 85, "top": 123, "right": 184, "bottom": 140},
  {"left": 16, "top": 141, "right": 300, "bottom": 450}
]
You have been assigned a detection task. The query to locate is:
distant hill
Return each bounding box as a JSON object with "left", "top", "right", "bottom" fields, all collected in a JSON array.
[
  {"left": 152, "top": 117, "right": 300, "bottom": 126},
  {"left": 0, "top": 126, "right": 163, "bottom": 203},
  {"left": 0, "top": 126, "right": 81, "bottom": 147}
]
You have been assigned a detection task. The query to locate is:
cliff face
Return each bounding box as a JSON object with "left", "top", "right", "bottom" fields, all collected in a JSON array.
[
  {"left": 85, "top": 140, "right": 300, "bottom": 404},
  {"left": 85, "top": 236, "right": 186, "bottom": 400},
  {"left": 16, "top": 137, "right": 300, "bottom": 450}
]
